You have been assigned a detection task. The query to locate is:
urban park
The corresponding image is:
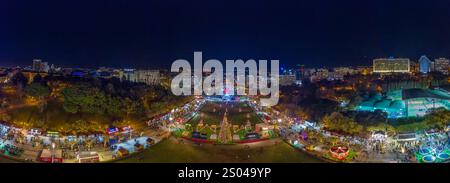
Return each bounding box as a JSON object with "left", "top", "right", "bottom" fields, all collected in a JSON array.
[{"left": 1, "top": 77, "right": 450, "bottom": 163}]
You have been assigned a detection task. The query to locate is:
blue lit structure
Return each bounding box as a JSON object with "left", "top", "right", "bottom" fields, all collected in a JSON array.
[
  {"left": 419, "top": 55, "right": 431, "bottom": 74},
  {"left": 356, "top": 88, "right": 450, "bottom": 118}
]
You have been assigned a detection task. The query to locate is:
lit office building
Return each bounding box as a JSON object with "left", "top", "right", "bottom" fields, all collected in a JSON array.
[
  {"left": 410, "top": 61, "right": 419, "bottom": 73},
  {"left": 279, "top": 74, "right": 296, "bottom": 86},
  {"left": 120, "top": 69, "right": 137, "bottom": 82},
  {"left": 32, "top": 59, "right": 50, "bottom": 72},
  {"left": 373, "top": 58, "right": 410, "bottom": 73},
  {"left": 309, "top": 68, "right": 329, "bottom": 82},
  {"left": 435, "top": 58, "right": 449, "bottom": 75},
  {"left": 330, "top": 67, "right": 355, "bottom": 80},
  {"left": 0, "top": 73, "right": 7, "bottom": 83},
  {"left": 136, "top": 70, "right": 160, "bottom": 85},
  {"left": 356, "top": 66, "right": 372, "bottom": 75}
]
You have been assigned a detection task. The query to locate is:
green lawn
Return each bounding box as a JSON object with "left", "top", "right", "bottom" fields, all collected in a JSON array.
[
  {"left": 0, "top": 157, "right": 20, "bottom": 163},
  {"left": 116, "top": 137, "right": 324, "bottom": 163},
  {"left": 197, "top": 125, "right": 216, "bottom": 138},
  {"left": 235, "top": 129, "right": 250, "bottom": 140},
  {"left": 188, "top": 102, "right": 263, "bottom": 127},
  {"left": 182, "top": 102, "right": 265, "bottom": 140}
]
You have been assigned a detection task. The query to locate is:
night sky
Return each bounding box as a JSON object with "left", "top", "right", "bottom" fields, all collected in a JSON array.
[{"left": 1, "top": 0, "right": 450, "bottom": 69}]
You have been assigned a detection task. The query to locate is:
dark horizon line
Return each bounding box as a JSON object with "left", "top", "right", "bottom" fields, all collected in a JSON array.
[{"left": 2, "top": 54, "right": 448, "bottom": 70}]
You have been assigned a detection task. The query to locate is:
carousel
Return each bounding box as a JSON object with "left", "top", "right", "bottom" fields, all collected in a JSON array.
[{"left": 329, "top": 145, "right": 350, "bottom": 161}]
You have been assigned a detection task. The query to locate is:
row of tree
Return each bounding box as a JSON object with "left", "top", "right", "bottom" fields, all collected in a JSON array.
[
  {"left": 322, "top": 108, "right": 450, "bottom": 136},
  {"left": 424, "top": 108, "right": 450, "bottom": 129},
  {"left": 24, "top": 83, "right": 50, "bottom": 100},
  {"left": 61, "top": 83, "right": 145, "bottom": 118},
  {"left": 9, "top": 72, "right": 178, "bottom": 118},
  {"left": 322, "top": 112, "right": 364, "bottom": 135}
]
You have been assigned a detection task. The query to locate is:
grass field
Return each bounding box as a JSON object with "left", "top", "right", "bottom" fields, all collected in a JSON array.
[
  {"left": 182, "top": 101, "right": 267, "bottom": 140},
  {"left": 187, "top": 102, "right": 263, "bottom": 127},
  {"left": 116, "top": 137, "right": 324, "bottom": 163},
  {"left": 1, "top": 137, "right": 324, "bottom": 163},
  {"left": 0, "top": 156, "right": 20, "bottom": 163}
]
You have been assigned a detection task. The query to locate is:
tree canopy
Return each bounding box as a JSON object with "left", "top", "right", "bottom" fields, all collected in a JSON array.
[
  {"left": 322, "top": 112, "right": 364, "bottom": 135},
  {"left": 424, "top": 108, "right": 450, "bottom": 129},
  {"left": 24, "top": 83, "right": 50, "bottom": 99}
]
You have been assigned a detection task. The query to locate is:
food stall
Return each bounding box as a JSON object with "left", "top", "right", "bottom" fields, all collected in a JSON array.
[
  {"left": 134, "top": 143, "right": 144, "bottom": 152},
  {"left": 77, "top": 151, "right": 100, "bottom": 163},
  {"left": 146, "top": 138, "right": 155, "bottom": 145},
  {"left": 116, "top": 147, "right": 129, "bottom": 157},
  {"left": 38, "top": 149, "right": 63, "bottom": 163}
]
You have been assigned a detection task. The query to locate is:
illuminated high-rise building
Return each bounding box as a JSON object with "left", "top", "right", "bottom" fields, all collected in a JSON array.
[
  {"left": 435, "top": 58, "right": 449, "bottom": 75},
  {"left": 120, "top": 68, "right": 137, "bottom": 82},
  {"left": 373, "top": 57, "right": 410, "bottom": 73},
  {"left": 32, "top": 59, "right": 49, "bottom": 72},
  {"left": 136, "top": 70, "right": 160, "bottom": 85},
  {"left": 418, "top": 55, "right": 431, "bottom": 74},
  {"left": 296, "top": 64, "right": 304, "bottom": 80}
]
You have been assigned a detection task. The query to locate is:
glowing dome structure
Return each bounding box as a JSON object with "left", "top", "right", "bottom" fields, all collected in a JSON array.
[{"left": 356, "top": 88, "right": 450, "bottom": 118}]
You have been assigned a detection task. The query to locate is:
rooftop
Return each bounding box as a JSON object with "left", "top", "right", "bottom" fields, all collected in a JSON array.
[{"left": 402, "top": 88, "right": 450, "bottom": 100}]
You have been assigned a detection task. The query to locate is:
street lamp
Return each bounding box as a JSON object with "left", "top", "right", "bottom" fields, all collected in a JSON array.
[
  {"left": 128, "top": 126, "right": 132, "bottom": 139},
  {"left": 51, "top": 142, "right": 56, "bottom": 163}
]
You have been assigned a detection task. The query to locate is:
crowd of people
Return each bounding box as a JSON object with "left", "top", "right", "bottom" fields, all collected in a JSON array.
[
  {"left": 0, "top": 143, "right": 23, "bottom": 156},
  {"left": 0, "top": 120, "right": 143, "bottom": 161},
  {"left": 0, "top": 99, "right": 203, "bottom": 162},
  {"left": 0, "top": 124, "right": 25, "bottom": 157}
]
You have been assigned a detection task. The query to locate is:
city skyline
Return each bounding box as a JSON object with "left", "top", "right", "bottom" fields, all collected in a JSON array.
[
  {"left": 2, "top": 1, "right": 450, "bottom": 179},
  {"left": 2, "top": 0, "right": 450, "bottom": 68},
  {"left": 2, "top": 55, "right": 450, "bottom": 71}
]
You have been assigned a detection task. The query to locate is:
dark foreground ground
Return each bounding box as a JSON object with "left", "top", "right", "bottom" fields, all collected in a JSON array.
[{"left": 117, "top": 137, "right": 324, "bottom": 163}]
